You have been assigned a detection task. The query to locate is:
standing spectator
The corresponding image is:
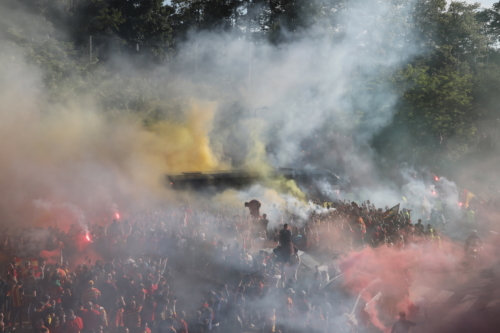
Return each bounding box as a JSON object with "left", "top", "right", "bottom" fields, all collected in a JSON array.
[
  {"left": 64, "top": 309, "right": 84, "bottom": 333},
  {"left": 123, "top": 301, "right": 142, "bottom": 333},
  {"left": 82, "top": 281, "right": 101, "bottom": 304},
  {"left": 10, "top": 280, "right": 24, "bottom": 328},
  {"left": 80, "top": 302, "right": 101, "bottom": 333}
]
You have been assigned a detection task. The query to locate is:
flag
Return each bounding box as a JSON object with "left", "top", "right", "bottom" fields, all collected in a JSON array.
[
  {"left": 39, "top": 248, "right": 61, "bottom": 265},
  {"left": 15, "top": 257, "right": 41, "bottom": 276},
  {"left": 15, "top": 257, "right": 39, "bottom": 271},
  {"left": 382, "top": 204, "right": 400, "bottom": 219},
  {"left": 462, "top": 190, "right": 475, "bottom": 208}
]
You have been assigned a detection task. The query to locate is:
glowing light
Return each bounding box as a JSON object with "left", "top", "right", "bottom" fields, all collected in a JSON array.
[
  {"left": 432, "top": 191, "right": 436, "bottom": 196},
  {"left": 434, "top": 176, "right": 439, "bottom": 181},
  {"left": 115, "top": 212, "right": 120, "bottom": 219},
  {"left": 459, "top": 202, "right": 463, "bottom": 207},
  {"left": 86, "top": 234, "right": 91, "bottom": 241}
]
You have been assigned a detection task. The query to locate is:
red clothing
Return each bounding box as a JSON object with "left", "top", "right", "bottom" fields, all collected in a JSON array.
[
  {"left": 123, "top": 306, "right": 142, "bottom": 328},
  {"left": 50, "top": 324, "right": 63, "bottom": 333},
  {"left": 82, "top": 288, "right": 101, "bottom": 302},
  {"left": 80, "top": 308, "right": 101, "bottom": 331},
  {"left": 56, "top": 268, "right": 67, "bottom": 280},
  {"left": 144, "top": 285, "right": 157, "bottom": 295},
  {"left": 174, "top": 318, "right": 188, "bottom": 333},
  {"left": 64, "top": 316, "right": 83, "bottom": 333},
  {"left": 11, "top": 285, "right": 24, "bottom": 307},
  {"left": 112, "top": 308, "right": 124, "bottom": 330},
  {"left": 8, "top": 267, "right": 18, "bottom": 278}
]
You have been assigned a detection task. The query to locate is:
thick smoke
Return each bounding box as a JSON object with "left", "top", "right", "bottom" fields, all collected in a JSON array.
[
  {"left": 175, "top": 1, "right": 418, "bottom": 176},
  {"left": 3, "top": 2, "right": 500, "bottom": 333},
  {"left": 0, "top": 0, "right": 427, "bottom": 229},
  {"left": 0, "top": 51, "right": 230, "bottom": 227}
]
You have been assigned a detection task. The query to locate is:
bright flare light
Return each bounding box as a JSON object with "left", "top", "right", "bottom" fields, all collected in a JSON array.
[
  {"left": 434, "top": 176, "right": 439, "bottom": 181},
  {"left": 115, "top": 212, "right": 120, "bottom": 219},
  {"left": 86, "top": 234, "right": 91, "bottom": 241}
]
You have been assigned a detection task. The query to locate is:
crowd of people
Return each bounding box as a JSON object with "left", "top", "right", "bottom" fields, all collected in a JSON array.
[{"left": 0, "top": 193, "right": 485, "bottom": 333}]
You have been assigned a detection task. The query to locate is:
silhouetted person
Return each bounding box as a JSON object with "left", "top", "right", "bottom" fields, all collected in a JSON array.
[
  {"left": 244, "top": 200, "right": 261, "bottom": 219},
  {"left": 276, "top": 224, "right": 294, "bottom": 263}
]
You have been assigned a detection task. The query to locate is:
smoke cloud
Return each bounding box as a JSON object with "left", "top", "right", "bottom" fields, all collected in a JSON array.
[
  {"left": 3, "top": 2, "right": 500, "bottom": 332},
  {"left": 0, "top": 0, "right": 458, "bottom": 232}
]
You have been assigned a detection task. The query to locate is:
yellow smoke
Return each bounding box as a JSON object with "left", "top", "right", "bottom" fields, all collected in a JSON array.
[
  {"left": 0, "top": 40, "right": 305, "bottom": 229},
  {"left": 241, "top": 117, "right": 306, "bottom": 202},
  {"left": 243, "top": 118, "right": 272, "bottom": 174},
  {"left": 147, "top": 101, "right": 226, "bottom": 173},
  {"left": 269, "top": 177, "right": 307, "bottom": 201},
  {"left": 0, "top": 50, "right": 228, "bottom": 228}
]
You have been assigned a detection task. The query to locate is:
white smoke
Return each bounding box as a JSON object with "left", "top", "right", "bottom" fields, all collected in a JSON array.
[{"left": 33, "top": 199, "right": 88, "bottom": 232}]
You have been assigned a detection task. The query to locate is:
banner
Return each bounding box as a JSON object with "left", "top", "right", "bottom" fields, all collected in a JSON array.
[
  {"left": 39, "top": 248, "right": 62, "bottom": 265},
  {"left": 382, "top": 204, "right": 400, "bottom": 219},
  {"left": 15, "top": 257, "right": 39, "bottom": 271}
]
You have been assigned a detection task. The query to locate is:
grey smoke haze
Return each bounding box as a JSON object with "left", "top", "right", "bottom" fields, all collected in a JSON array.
[
  {"left": 2, "top": 3, "right": 494, "bottom": 332},
  {"left": 174, "top": 0, "right": 420, "bottom": 176},
  {"left": 0, "top": 0, "right": 455, "bottom": 228}
]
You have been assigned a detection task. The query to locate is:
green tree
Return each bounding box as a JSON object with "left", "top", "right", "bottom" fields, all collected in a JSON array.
[
  {"left": 477, "top": 2, "right": 500, "bottom": 45},
  {"left": 413, "top": 1, "right": 487, "bottom": 73},
  {"left": 375, "top": 64, "right": 476, "bottom": 165}
]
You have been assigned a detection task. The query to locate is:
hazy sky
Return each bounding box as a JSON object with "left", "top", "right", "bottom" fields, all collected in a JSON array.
[{"left": 463, "top": 0, "right": 496, "bottom": 7}]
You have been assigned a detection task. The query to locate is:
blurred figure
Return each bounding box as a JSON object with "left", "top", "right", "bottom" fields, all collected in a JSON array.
[
  {"left": 391, "top": 312, "right": 416, "bottom": 333},
  {"left": 245, "top": 200, "right": 261, "bottom": 219}
]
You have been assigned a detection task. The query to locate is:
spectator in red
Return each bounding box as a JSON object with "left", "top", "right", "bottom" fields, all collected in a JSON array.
[
  {"left": 82, "top": 281, "right": 101, "bottom": 304},
  {"left": 139, "top": 323, "right": 151, "bottom": 333},
  {"left": 10, "top": 280, "right": 24, "bottom": 328},
  {"left": 123, "top": 301, "right": 142, "bottom": 333},
  {"left": 109, "top": 298, "right": 126, "bottom": 333},
  {"left": 63, "top": 309, "right": 84, "bottom": 333},
  {"left": 173, "top": 311, "right": 188, "bottom": 333},
  {"left": 80, "top": 302, "right": 101, "bottom": 332}
]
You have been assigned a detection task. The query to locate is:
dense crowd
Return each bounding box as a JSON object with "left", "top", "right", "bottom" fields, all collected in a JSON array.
[{"left": 0, "top": 195, "right": 479, "bottom": 333}]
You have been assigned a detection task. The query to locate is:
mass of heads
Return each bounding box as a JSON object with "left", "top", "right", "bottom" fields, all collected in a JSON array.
[{"left": 0, "top": 183, "right": 497, "bottom": 333}]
